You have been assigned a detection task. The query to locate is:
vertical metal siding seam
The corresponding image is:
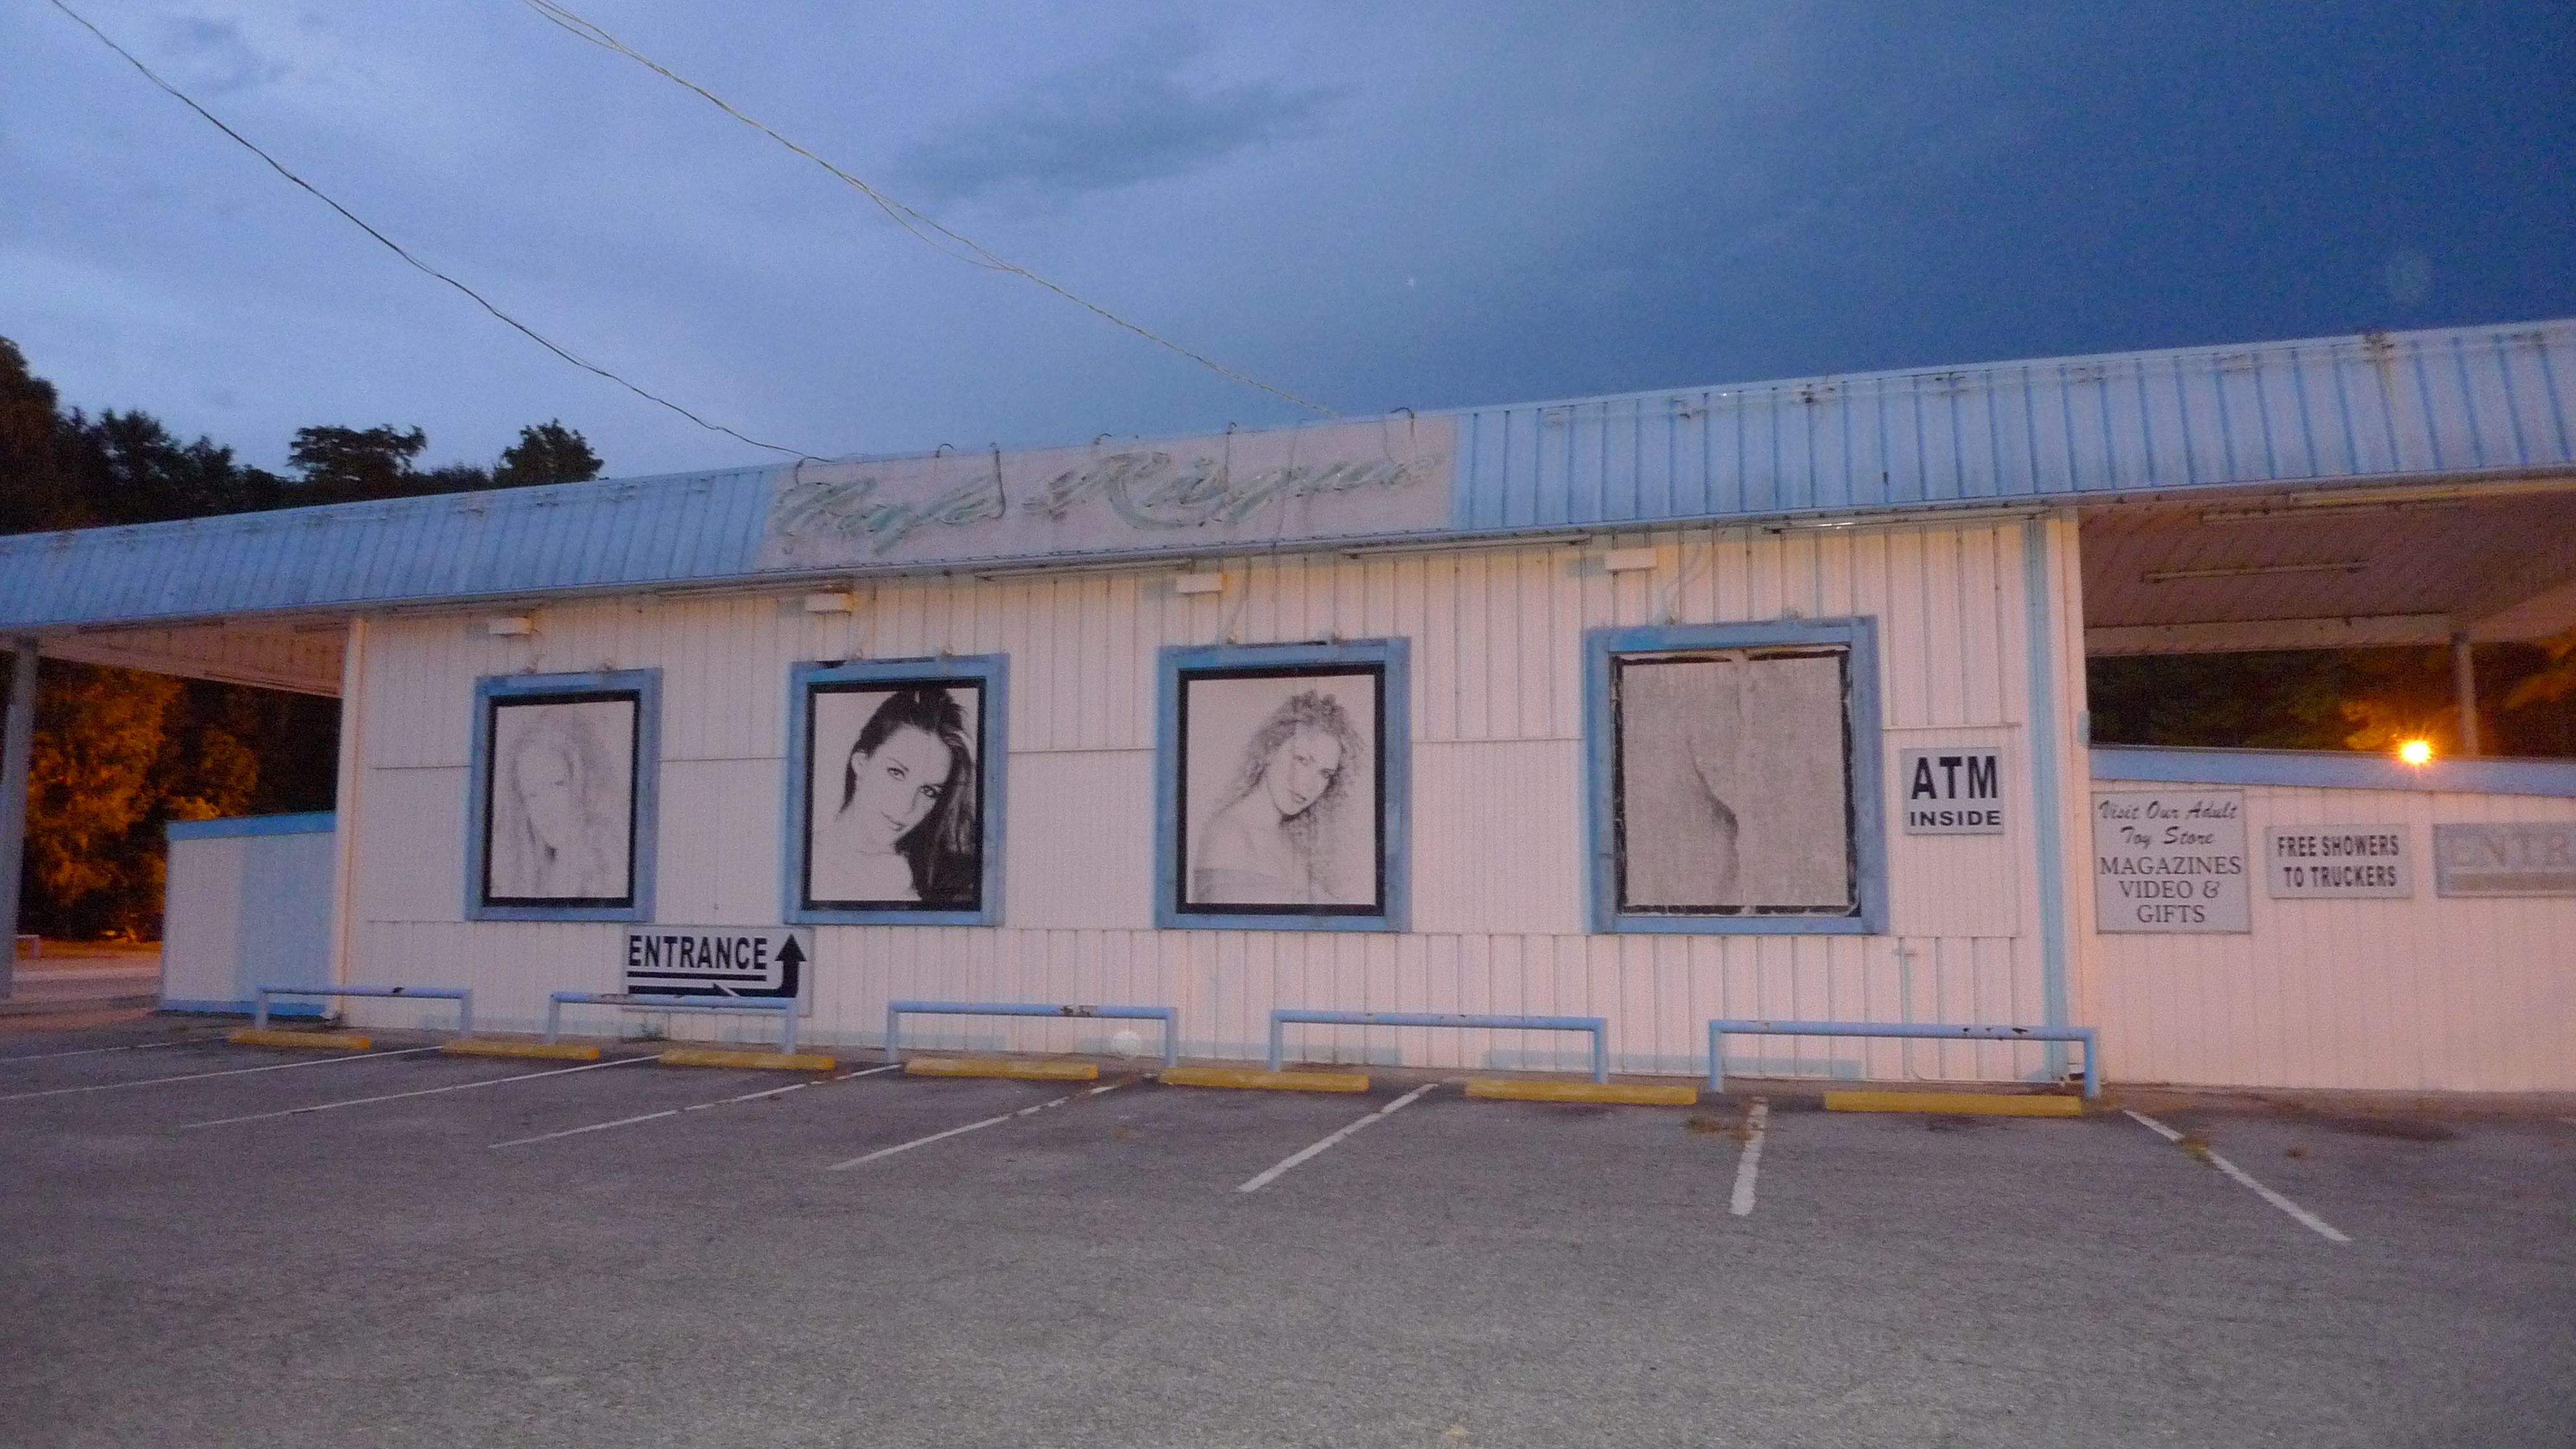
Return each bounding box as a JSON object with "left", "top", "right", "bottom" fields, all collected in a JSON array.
[
  {"left": 2328, "top": 346, "right": 2364, "bottom": 476},
  {"left": 1657, "top": 401, "right": 1677, "bottom": 519},
  {"left": 1799, "top": 388, "right": 1820, "bottom": 510},
  {"left": 1841, "top": 390, "right": 1865, "bottom": 508},
  {"left": 2049, "top": 367, "right": 2079, "bottom": 491},
  {"left": 2408, "top": 340, "right": 2446, "bottom": 471},
  {"left": 2534, "top": 335, "right": 2573, "bottom": 462},
  {"left": 1946, "top": 384, "right": 1969, "bottom": 501},
  {"left": 2447, "top": 336, "right": 2488, "bottom": 470},
  {"left": 2122, "top": 361, "right": 2153, "bottom": 490},
  {"left": 1730, "top": 390, "right": 1750, "bottom": 516},
  {"left": 584, "top": 494, "right": 634, "bottom": 588},
  {"left": 1977, "top": 376, "right": 2003, "bottom": 499},
  {"left": 2491, "top": 335, "right": 2533, "bottom": 467},
  {"left": 1448, "top": 413, "right": 1475, "bottom": 529},
  {"left": 2288, "top": 345, "right": 2323, "bottom": 479},
  {"left": 2018, "top": 370, "right": 2044, "bottom": 497},
  {"left": 619, "top": 486, "right": 670, "bottom": 585},
  {"left": 1903, "top": 385, "right": 1926, "bottom": 504},
  {"left": 350, "top": 510, "right": 401, "bottom": 604},
  {"left": 2213, "top": 354, "right": 2242, "bottom": 483},
  {"left": 2251, "top": 353, "right": 2281, "bottom": 480},
  {"left": 2369, "top": 341, "right": 2406, "bottom": 473}
]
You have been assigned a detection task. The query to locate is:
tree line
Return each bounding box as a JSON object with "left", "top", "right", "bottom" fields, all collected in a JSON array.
[{"left": 3, "top": 335, "right": 604, "bottom": 937}]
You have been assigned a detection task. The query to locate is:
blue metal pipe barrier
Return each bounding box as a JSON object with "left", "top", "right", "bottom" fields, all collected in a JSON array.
[
  {"left": 547, "top": 991, "right": 800, "bottom": 1055},
  {"left": 1706, "top": 1019, "right": 2100, "bottom": 1099},
  {"left": 1268, "top": 1009, "right": 1610, "bottom": 1084},
  {"left": 884, "top": 1000, "right": 1180, "bottom": 1069},
  {"left": 254, "top": 984, "right": 471, "bottom": 1037}
]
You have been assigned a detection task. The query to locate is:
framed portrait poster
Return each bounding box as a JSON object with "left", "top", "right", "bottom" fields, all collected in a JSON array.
[
  {"left": 1156, "top": 639, "right": 1410, "bottom": 932},
  {"left": 786, "top": 655, "right": 1007, "bottom": 926},
  {"left": 466, "top": 669, "right": 661, "bottom": 921},
  {"left": 1583, "top": 619, "right": 1886, "bottom": 934}
]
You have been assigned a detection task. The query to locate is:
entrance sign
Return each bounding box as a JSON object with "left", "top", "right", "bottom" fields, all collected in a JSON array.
[
  {"left": 2092, "top": 791, "right": 2249, "bottom": 932},
  {"left": 622, "top": 926, "right": 810, "bottom": 998},
  {"left": 2264, "top": 826, "right": 2410, "bottom": 898},
  {"left": 1898, "top": 748, "right": 2006, "bottom": 834},
  {"left": 2434, "top": 823, "right": 2576, "bottom": 897}
]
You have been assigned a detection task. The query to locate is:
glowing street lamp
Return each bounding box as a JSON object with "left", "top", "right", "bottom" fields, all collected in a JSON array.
[{"left": 2397, "top": 739, "right": 2434, "bottom": 766}]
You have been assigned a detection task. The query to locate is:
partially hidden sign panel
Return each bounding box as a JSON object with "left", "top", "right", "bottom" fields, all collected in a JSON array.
[
  {"left": 2433, "top": 823, "right": 2576, "bottom": 897},
  {"left": 2092, "top": 791, "right": 2249, "bottom": 932},
  {"left": 757, "top": 417, "right": 1454, "bottom": 571},
  {"left": 623, "top": 926, "right": 810, "bottom": 998}
]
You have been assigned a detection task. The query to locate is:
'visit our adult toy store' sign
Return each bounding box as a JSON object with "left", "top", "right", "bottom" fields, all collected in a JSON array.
[{"left": 2092, "top": 791, "right": 2249, "bottom": 933}]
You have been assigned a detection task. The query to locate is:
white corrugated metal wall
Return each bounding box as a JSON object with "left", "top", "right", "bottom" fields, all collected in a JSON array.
[
  {"left": 2090, "top": 783, "right": 2576, "bottom": 1092},
  {"left": 163, "top": 823, "right": 338, "bottom": 1011},
  {"left": 336, "top": 518, "right": 2083, "bottom": 1084}
]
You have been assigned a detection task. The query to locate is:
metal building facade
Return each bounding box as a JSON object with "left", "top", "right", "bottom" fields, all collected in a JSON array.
[
  {"left": 331, "top": 517, "right": 2090, "bottom": 1083},
  {"left": 10, "top": 316, "right": 2573, "bottom": 1092}
]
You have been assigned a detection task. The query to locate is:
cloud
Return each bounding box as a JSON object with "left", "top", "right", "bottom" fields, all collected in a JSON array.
[
  {"left": 893, "top": 38, "right": 1341, "bottom": 204},
  {"left": 152, "top": 13, "right": 285, "bottom": 95}
]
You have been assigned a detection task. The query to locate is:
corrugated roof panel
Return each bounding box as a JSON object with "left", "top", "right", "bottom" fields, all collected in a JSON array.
[{"left": 8, "top": 319, "right": 2573, "bottom": 632}]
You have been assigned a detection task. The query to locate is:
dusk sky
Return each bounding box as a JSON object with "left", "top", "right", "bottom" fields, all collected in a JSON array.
[{"left": 6, "top": 1, "right": 2571, "bottom": 479}]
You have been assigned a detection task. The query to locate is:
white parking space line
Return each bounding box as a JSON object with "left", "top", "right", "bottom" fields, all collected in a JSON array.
[
  {"left": 1729, "top": 1098, "right": 1770, "bottom": 1217},
  {"left": 0, "top": 1046, "right": 442, "bottom": 1102},
  {"left": 826, "top": 1079, "right": 1130, "bottom": 1171},
  {"left": 1237, "top": 1081, "right": 1443, "bottom": 1194},
  {"left": 180, "top": 1055, "right": 654, "bottom": 1129},
  {"left": 2126, "top": 1109, "right": 2351, "bottom": 1244},
  {"left": 491, "top": 1063, "right": 902, "bottom": 1148},
  {"left": 0, "top": 1039, "right": 202, "bottom": 1065}
]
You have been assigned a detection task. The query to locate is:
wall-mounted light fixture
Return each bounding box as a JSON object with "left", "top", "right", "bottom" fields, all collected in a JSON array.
[
  {"left": 485, "top": 615, "right": 535, "bottom": 637},
  {"left": 1603, "top": 547, "right": 1659, "bottom": 573},
  {"left": 802, "top": 592, "right": 858, "bottom": 613},
  {"left": 1174, "top": 573, "right": 1226, "bottom": 596}
]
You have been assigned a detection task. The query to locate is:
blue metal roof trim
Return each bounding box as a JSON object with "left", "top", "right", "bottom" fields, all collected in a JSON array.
[
  {"left": 2090, "top": 745, "right": 2576, "bottom": 799},
  {"left": 0, "top": 464, "right": 783, "bottom": 629},
  {"left": 6, "top": 321, "right": 2571, "bottom": 632},
  {"left": 1448, "top": 319, "right": 2576, "bottom": 531}
]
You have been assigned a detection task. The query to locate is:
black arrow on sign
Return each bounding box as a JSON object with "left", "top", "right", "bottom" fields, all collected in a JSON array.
[{"left": 776, "top": 937, "right": 806, "bottom": 998}]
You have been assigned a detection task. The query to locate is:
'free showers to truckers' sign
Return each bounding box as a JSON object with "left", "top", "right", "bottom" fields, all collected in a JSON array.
[{"left": 2092, "top": 791, "right": 2249, "bottom": 932}]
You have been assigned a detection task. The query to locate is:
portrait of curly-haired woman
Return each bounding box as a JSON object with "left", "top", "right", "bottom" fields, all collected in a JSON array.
[
  {"left": 1180, "top": 671, "right": 1380, "bottom": 910},
  {"left": 485, "top": 695, "right": 636, "bottom": 903}
]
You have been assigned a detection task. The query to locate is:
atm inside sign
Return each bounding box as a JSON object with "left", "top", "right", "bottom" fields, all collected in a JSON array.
[{"left": 1900, "top": 748, "right": 2006, "bottom": 834}]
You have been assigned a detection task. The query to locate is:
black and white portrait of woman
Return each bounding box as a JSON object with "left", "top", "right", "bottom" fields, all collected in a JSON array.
[
  {"left": 804, "top": 682, "right": 982, "bottom": 909},
  {"left": 484, "top": 695, "right": 636, "bottom": 903},
  {"left": 1181, "top": 671, "right": 1379, "bottom": 911},
  {"left": 1614, "top": 649, "right": 1853, "bottom": 914}
]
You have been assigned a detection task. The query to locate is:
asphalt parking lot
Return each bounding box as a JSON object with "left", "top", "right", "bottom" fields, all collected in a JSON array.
[{"left": 2, "top": 1019, "right": 2571, "bottom": 1448}]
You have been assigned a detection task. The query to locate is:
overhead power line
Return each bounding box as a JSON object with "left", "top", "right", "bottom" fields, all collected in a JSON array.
[
  {"left": 45, "top": 0, "right": 813, "bottom": 459},
  {"left": 519, "top": 0, "right": 1339, "bottom": 419}
]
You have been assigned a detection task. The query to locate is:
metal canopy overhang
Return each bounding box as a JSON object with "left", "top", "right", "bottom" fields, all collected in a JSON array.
[
  {"left": 6, "top": 318, "right": 2572, "bottom": 684},
  {"left": 2079, "top": 474, "right": 2576, "bottom": 654}
]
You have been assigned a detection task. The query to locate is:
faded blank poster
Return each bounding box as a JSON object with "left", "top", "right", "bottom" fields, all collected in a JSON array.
[{"left": 1618, "top": 652, "right": 1851, "bottom": 912}]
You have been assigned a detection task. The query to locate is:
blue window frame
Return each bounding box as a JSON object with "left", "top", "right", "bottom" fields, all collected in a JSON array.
[
  {"left": 784, "top": 654, "right": 1008, "bottom": 926},
  {"left": 1583, "top": 619, "right": 1887, "bottom": 934},
  {"left": 467, "top": 669, "right": 661, "bottom": 922},
  {"left": 1156, "top": 639, "right": 1411, "bottom": 932}
]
